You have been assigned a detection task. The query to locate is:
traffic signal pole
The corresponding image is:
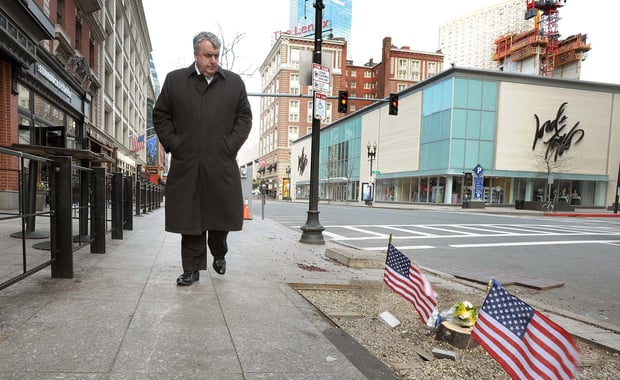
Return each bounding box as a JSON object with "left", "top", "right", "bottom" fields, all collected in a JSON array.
[{"left": 300, "top": 0, "right": 326, "bottom": 245}]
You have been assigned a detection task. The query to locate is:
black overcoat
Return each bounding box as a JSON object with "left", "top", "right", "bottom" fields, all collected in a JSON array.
[{"left": 153, "top": 64, "right": 252, "bottom": 235}]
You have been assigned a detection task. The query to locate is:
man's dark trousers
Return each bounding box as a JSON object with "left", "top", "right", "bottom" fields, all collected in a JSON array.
[{"left": 181, "top": 230, "right": 228, "bottom": 272}]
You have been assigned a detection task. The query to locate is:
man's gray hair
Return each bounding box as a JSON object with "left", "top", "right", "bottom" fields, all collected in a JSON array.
[{"left": 193, "top": 32, "right": 221, "bottom": 51}]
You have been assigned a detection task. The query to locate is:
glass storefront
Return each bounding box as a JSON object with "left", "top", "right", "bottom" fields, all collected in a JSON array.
[
  {"left": 374, "top": 175, "right": 597, "bottom": 206},
  {"left": 17, "top": 83, "right": 83, "bottom": 149}
]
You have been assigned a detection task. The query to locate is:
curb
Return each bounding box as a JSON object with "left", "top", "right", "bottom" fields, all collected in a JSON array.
[{"left": 544, "top": 213, "right": 620, "bottom": 217}]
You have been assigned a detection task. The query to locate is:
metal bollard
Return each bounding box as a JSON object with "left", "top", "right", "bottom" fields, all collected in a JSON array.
[
  {"left": 51, "top": 156, "right": 73, "bottom": 278},
  {"left": 111, "top": 172, "right": 123, "bottom": 239},
  {"left": 123, "top": 176, "right": 133, "bottom": 230},
  {"left": 91, "top": 167, "right": 106, "bottom": 253}
]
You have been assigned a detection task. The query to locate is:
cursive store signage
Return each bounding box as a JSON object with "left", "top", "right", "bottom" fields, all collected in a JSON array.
[{"left": 531, "top": 102, "right": 585, "bottom": 162}]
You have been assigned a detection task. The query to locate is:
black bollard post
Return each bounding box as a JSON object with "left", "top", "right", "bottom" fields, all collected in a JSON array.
[
  {"left": 111, "top": 172, "right": 123, "bottom": 239},
  {"left": 91, "top": 167, "right": 106, "bottom": 253},
  {"left": 124, "top": 175, "right": 133, "bottom": 230},
  {"left": 51, "top": 156, "right": 73, "bottom": 278}
]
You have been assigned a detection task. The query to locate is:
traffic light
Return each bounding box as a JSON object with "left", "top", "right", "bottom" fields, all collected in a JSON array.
[
  {"left": 337, "top": 90, "right": 348, "bottom": 113},
  {"left": 389, "top": 93, "right": 399, "bottom": 115}
]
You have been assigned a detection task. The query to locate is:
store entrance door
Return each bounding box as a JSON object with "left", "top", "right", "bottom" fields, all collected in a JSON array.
[{"left": 36, "top": 125, "right": 65, "bottom": 147}]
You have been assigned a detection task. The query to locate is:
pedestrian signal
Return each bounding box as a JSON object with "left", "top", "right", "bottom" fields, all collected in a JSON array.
[
  {"left": 338, "top": 90, "right": 348, "bottom": 113},
  {"left": 389, "top": 93, "right": 399, "bottom": 115}
]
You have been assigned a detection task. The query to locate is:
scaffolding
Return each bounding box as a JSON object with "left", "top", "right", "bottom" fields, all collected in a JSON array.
[{"left": 493, "top": 0, "right": 590, "bottom": 78}]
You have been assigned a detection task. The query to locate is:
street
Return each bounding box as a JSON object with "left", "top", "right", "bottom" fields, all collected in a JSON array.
[{"left": 258, "top": 200, "right": 620, "bottom": 329}]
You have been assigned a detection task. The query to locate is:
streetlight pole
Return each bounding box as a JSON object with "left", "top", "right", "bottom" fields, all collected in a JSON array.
[
  {"left": 367, "top": 141, "right": 377, "bottom": 206},
  {"left": 300, "top": 0, "right": 325, "bottom": 244}
]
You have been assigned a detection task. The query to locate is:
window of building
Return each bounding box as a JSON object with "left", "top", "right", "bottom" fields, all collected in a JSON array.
[
  {"left": 289, "top": 100, "right": 299, "bottom": 122},
  {"left": 57, "top": 0, "right": 64, "bottom": 24},
  {"left": 290, "top": 48, "right": 300, "bottom": 67},
  {"left": 364, "top": 71, "right": 372, "bottom": 78},
  {"left": 290, "top": 73, "right": 300, "bottom": 95},
  {"left": 89, "top": 41, "right": 95, "bottom": 68},
  {"left": 351, "top": 81, "right": 356, "bottom": 88},
  {"left": 411, "top": 60, "right": 421, "bottom": 81},
  {"left": 351, "top": 70, "right": 357, "bottom": 77},
  {"left": 289, "top": 126, "right": 298, "bottom": 145},
  {"left": 427, "top": 62, "right": 437, "bottom": 78},
  {"left": 75, "top": 19, "right": 82, "bottom": 50}
]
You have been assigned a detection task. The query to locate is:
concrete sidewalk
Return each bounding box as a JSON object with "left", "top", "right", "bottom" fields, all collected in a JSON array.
[
  {"left": 0, "top": 206, "right": 618, "bottom": 378},
  {"left": 0, "top": 208, "right": 396, "bottom": 379}
]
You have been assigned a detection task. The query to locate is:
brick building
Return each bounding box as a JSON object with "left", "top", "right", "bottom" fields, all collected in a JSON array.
[
  {"left": 0, "top": 0, "right": 155, "bottom": 207},
  {"left": 256, "top": 35, "right": 443, "bottom": 200}
]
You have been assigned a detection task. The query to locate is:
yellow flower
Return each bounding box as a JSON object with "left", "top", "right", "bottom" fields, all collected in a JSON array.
[{"left": 451, "top": 301, "right": 479, "bottom": 327}]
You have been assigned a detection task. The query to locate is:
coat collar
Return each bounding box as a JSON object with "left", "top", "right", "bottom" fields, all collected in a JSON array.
[{"left": 185, "top": 63, "right": 227, "bottom": 81}]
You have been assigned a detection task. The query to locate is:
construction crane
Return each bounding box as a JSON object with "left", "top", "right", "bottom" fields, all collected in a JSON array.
[{"left": 525, "top": 0, "right": 565, "bottom": 77}]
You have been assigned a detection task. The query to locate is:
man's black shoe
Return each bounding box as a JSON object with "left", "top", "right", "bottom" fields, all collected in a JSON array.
[
  {"left": 212, "top": 258, "right": 226, "bottom": 275},
  {"left": 176, "top": 272, "right": 194, "bottom": 286}
]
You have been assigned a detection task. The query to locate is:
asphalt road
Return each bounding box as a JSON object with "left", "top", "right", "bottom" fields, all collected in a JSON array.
[{"left": 258, "top": 200, "right": 620, "bottom": 329}]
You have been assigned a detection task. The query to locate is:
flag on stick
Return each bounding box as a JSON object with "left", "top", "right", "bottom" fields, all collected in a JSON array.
[
  {"left": 471, "top": 278, "right": 580, "bottom": 380},
  {"left": 383, "top": 244, "right": 438, "bottom": 323}
]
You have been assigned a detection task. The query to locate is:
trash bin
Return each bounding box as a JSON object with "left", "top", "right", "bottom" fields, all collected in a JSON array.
[{"left": 515, "top": 200, "right": 524, "bottom": 210}]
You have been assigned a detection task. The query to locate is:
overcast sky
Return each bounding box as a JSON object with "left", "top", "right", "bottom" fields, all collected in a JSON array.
[{"left": 143, "top": 0, "right": 617, "bottom": 89}]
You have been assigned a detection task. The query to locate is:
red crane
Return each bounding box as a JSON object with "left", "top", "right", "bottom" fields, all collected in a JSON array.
[{"left": 525, "top": 0, "right": 566, "bottom": 77}]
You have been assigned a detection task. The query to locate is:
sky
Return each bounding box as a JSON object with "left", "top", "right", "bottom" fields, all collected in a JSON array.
[
  {"left": 142, "top": 0, "right": 617, "bottom": 162},
  {"left": 143, "top": 0, "right": 617, "bottom": 87}
]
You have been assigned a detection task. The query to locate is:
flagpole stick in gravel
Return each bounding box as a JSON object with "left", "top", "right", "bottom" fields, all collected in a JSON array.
[
  {"left": 377, "top": 234, "right": 393, "bottom": 313},
  {"left": 463, "top": 279, "right": 493, "bottom": 356},
  {"left": 378, "top": 234, "right": 401, "bottom": 329}
]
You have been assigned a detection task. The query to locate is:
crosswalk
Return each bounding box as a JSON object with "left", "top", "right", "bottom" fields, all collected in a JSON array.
[{"left": 314, "top": 223, "right": 620, "bottom": 250}]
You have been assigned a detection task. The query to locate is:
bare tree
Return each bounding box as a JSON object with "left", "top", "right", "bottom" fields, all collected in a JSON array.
[
  {"left": 529, "top": 150, "right": 573, "bottom": 202},
  {"left": 216, "top": 25, "right": 258, "bottom": 80}
]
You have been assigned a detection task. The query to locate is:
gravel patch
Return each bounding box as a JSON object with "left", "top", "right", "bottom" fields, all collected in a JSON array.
[{"left": 297, "top": 275, "right": 619, "bottom": 379}]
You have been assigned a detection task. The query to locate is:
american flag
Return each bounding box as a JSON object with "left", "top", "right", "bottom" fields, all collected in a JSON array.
[
  {"left": 383, "top": 244, "right": 438, "bottom": 323},
  {"left": 471, "top": 279, "right": 580, "bottom": 380},
  {"left": 131, "top": 134, "right": 145, "bottom": 152}
]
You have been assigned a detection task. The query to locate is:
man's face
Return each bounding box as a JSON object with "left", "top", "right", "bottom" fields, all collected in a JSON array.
[{"left": 194, "top": 39, "right": 220, "bottom": 77}]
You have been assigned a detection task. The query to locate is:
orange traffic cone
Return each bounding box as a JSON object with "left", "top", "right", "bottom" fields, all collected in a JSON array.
[{"left": 243, "top": 197, "right": 252, "bottom": 220}]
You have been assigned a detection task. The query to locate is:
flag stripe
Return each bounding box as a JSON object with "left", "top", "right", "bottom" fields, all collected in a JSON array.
[
  {"left": 472, "top": 313, "right": 535, "bottom": 379},
  {"left": 408, "top": 267, "right": 436, "bottom": 318},
  {"left": 471, "top": 279, "right": 580, "bottom": 380},
  {"left": 384, "top": 267, "right": 435, "bottom": 318},
  {"left": 383, "top": 244, "right": 437, "bottom": 323},
  {"left": 384, "top": 269, "right": 433, "bottom": 321},
  {"left": 527, "top": 314, "right": 580, "bottom": 377}
]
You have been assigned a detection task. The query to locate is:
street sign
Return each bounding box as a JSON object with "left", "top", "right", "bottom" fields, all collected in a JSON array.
[
  {"left": 312, "top": 63, "right": 330, "bottom": 93},
  {"left": 312, "top": 63, "right": 330, "bottom": 83},
  {"left": 372, "top": 170, "right": 381, "bottom": 175},
  {"left": 473, "top": 164, "right": 484, "bottom": 177},
  {"left": 474, "top": 176, "right": 484, "bottom": 200},
  {"left": 314, "top": 92, "right": 326, "bottom": 120}
]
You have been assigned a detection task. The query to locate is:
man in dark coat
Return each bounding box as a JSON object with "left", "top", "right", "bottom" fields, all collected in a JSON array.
[{"left": 153, "top": 31, "right": 252, "bottom": 285}]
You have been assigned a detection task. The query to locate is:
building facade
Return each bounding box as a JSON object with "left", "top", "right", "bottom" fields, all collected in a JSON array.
[
  {"left": 257, "top": 35, "right": 347, "bottom": 198},
  {"left": 291, "top": 68, "right": 620, "bottom": 209},
  {"left": 439, "top": 0, "right": 533, "bottom": 70},
  {"left": 256, "top": 33, "right": 444, "bottom": 199},
  {"left": 97, "top": 0, "right": 154, "bottom": 176},
  {"left": 0, "top": 0, "right": 156, "bottom": 203}
]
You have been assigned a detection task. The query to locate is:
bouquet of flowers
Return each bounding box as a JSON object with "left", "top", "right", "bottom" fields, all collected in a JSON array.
[{"left": 451, "top": 301, "right": 479, "bottom": 327}]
